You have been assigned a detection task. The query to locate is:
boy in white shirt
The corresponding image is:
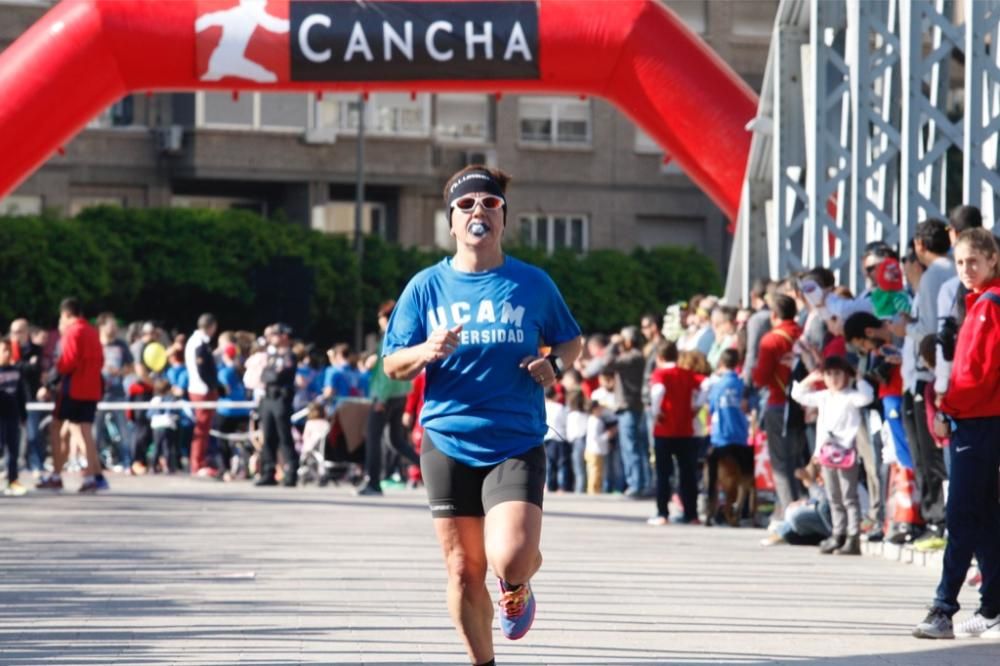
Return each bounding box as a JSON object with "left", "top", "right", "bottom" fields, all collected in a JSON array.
[{"left": 543, "top": 386, "right": 570, "bottom": 492}]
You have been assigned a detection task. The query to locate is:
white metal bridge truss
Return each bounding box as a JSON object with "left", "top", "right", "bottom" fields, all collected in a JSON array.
[{"left": 727, "top": 0, "right": 1000, "bottom": 301}]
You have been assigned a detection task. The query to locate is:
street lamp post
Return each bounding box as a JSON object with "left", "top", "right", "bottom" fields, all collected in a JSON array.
[{"left": 353, "top": 93, "right": 366, "bottom": 353}]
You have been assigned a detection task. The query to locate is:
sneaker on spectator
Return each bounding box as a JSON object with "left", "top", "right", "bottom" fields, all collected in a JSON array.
[
  {"left": 497, "top": 579, "right": 536, "bottom": 640},
  {"left": 131, "top": 461, "right": 147, "bottom": 476},
  {"left": 760, "top": 533, "right": 787, "bottom": 547},
  {"left": 254, "top": 476, "right": 279, "bottom": 487},
  {"left": 35, "top": 475, "right": 63, "bottom": 491},
  {"left": 4, "top": 480, "right": 27, "bottom": 496},
  {"left": 865, "top": 529, "right": 884, "bottom": 543},
  {"left": 78, "top": 475, "right": 110, "bottom": 493},
  {"left": 355, "top": 484, "right": 383, "bottom": 497},
  {"left": 954, "top": 611, "right": 1000, "bottom": 639},
  {"left": 819, "top": 535, "right": 845, "bottom": 554},
  {"left": 646, "top": 515, "right": 667, "bottom": 526},
  {"left": 914, "top": 535, "right": 947, "bottom": 552},
  {"left": 912, "top": 607, "right": 954, "bottom": 639}
]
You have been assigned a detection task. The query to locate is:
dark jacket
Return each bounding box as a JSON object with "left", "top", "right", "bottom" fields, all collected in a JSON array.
[{"left": 0, "top": 364, "right": 29, "bottom": 421}]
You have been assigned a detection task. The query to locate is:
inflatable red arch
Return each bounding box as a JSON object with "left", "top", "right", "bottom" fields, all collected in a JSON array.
[{"left": 0, "top": 0, "right": 756, "bottom": 221}]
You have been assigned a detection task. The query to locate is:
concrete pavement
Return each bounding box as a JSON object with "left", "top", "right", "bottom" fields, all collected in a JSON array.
[{"left": 1, "top": 475, "right": 998, "bottom": 665}]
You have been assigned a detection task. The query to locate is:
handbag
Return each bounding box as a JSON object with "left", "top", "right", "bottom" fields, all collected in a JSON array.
[{"left": 818, "top": 437, "right": 856, "bottom": 470}]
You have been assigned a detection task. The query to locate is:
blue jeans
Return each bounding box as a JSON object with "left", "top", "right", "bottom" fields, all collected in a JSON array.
[
  {"left": 777, "top": 500, "right": 832, "bottom": 544},
  {"left": 618, "top": 409, "right": 650, "bottom": 494},
  {"left": 603, "top": 443, "right": 625, "bottom": 493},
  {"left": 933, "top": 416, "right": 1000, "bottom": 617},
  {"left": 24, "top": 411, "right": 45, "bottom": 472}
]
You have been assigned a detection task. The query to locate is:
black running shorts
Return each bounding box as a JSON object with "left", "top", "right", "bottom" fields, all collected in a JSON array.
[{"left": 421, "top": 433, "right": 546, "bottom": 518}]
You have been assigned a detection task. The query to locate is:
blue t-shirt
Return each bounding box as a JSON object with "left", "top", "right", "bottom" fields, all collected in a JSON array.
[
  {"left": 383, "top": 256, "right": 580, "bottom": 467},
  {"left": 708, "top": 371, "right": 749, "bottom": 447},
  {"left": 165, "top": 364, "right": 194, "bottom": 427},
  {"left": 323, "top": 363, "right": 363, "bottom": 403},
  {"left": 218, "top": 365, "right": 250, "bottom": 417}
]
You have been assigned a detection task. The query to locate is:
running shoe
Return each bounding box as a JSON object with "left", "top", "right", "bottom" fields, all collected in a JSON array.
[
  {"left": 914, "top": 536, "right": 947, "bottom": 552},
  {"left": 497, "top": 580, "right": 536, "bottom": 640},
  {"left": 759, "top": 533, "right": 787, "bottom": 547},
  {"left": 35, "top": 475, "right": 63, "bottom": 491},
  {"left": 955, "top": 612, "right": 1000, "bottom": 639},
  {"left": 913, "top": 607, "right": 954, "bottom": 639},
  {"left": 4, "top": 480, "right": 27, "bottom": 496},
  {"left": 78, "top": 475, "right": 110, "bottom": 493},
  {"left": 646, "top": 515, "right": 668, "bottom": 526}
]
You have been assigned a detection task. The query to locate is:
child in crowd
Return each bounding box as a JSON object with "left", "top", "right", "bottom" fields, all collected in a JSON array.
[
  {"left": 705, "top": 348, "right": 752, "bottom": 525},
  {"left": 0, "top": 339, "right": 30, "bottom": 496},
  {"left": 790, "top": 355, "right": 874, "bottom": 555},
  {"left": 590, "top": 369, "right": 622, "bottom": 492},
  {"left": 149, "top": 378, "right": 178, "bottom": 473},
  {"left": 565, "top": 390, "right": 589, "bottom": 494},
  {"left": 128, "top": 362, "right": 155, "bottom": 474},
  {"left": 301, "top": 403, "right": 330, "bottom": 452},
  {"left": 543, "top": 384, "right": 570, "bottom": 492},
  {"left": 585, "top": 398, "right": 616, "bottom": 495}
]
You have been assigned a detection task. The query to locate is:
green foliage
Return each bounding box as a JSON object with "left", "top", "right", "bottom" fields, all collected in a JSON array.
[{"left": 0, "top": 208, "right": 721, "bottom": 342}]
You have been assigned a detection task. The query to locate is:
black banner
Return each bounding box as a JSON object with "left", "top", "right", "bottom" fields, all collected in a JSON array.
[{"left": 290, "top": 1, "right": 539, "bottom": 81}]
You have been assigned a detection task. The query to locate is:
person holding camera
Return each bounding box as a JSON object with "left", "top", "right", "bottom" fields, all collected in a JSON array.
[
  {"left": 913, "top": 228, "right": 1000, "bottom": 639},
  {"left": 842, "top": 311, "right": 910, "bottom": 477}
]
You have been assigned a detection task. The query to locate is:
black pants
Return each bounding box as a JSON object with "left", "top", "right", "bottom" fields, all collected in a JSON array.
[
  {"left": 933, "top": 416, "right": 1000, "bottom": 617},
  {"left": 903, "top": 388, "right": 947, "bottom": 528},
  {"left": 654, "top": 436, "right": 699, "bottom": 521},
  {"left": 1, "top": 416, "right": 20, "bottom": 484},
  {"left": 259, "top": 398, "right": 297, "bottom": 480},
  {"left": 153, "top": 428, "right": 179, "bottom": 472},
  {"left": 364, "top": 396, "right": 418, "bottom": 490},
  {"left": 132, "top": 421, "right": 152, "bottom": 466}
]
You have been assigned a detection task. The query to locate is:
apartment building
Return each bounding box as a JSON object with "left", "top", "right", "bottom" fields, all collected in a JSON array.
[{"left": 0, "top": 0, "right": 776, "bottom": 275}]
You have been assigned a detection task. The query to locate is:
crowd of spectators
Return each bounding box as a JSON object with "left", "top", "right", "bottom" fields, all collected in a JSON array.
[{"left": 2, "top": 208, "right": 998, "bottom": 566}]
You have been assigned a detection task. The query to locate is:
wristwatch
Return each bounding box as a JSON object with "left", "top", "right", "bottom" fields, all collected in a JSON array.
[{"left": 545, "top": 353, "right": 565, "bottom": 379}]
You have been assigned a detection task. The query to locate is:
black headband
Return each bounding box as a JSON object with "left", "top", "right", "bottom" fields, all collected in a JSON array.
[
  {"left": 447, "top": 171, "right": 506, "bottom": 206},
  {"left": 447, "top": 170, "right": 507, "bottom": 226}
]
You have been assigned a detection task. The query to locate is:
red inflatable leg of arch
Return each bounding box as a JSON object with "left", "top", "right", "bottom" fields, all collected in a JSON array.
[{"left": 0, "top": 0, "right": 756, "bottom": 222}]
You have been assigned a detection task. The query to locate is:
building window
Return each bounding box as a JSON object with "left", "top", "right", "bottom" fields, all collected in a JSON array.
[
  {"left": 518, "top": 96, "right": 591, "bottom": 146},
  {"left": 87, "top": 96, "right": 136, "bottom": 129},
  {"left": 170, "top": 195, "right": 266, "bottom": 215},
  {"left": 731, "top": 0, "right": 776, "bottom": 38},
  {"left": 197, "top": 92, "right": 309, "bottom": 131},
  {"left": 314, "top": 93, "right": 431, "bottom": 137},
  {"left": 634, "top": 127, "right": 661, "bottom": 154},
  {"left": 311, "top": 201, "right": 388, "bottom": 239},
  {"left": 434, "top": 209, "right": 454, "bottom": 250},
  {"left": 665, "top": 1, "right": 708, "bottom": 35},
  {"left": 69, "top": 196, "right": 123, "bottom": 217},
  {"left": 435, "top": 94, "right": 490, "bottom": 142},
  {"left": 518, "top": 213, "right": 589, "bottom": 253},
  {"left": 0, "top": 194, "right": 42, "bottom": 216}
]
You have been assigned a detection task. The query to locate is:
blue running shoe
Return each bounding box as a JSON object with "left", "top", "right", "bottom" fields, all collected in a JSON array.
[
  {"left": 497, "top": 580, "right": 535, "bottom": 640},
  {"left": 79, "top": 475, "right": 110, "bottom": 493}
]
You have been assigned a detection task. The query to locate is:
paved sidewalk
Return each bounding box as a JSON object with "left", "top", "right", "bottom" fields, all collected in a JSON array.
[{"left": 1, "top": 475, "right": 998, "bottom": 665}]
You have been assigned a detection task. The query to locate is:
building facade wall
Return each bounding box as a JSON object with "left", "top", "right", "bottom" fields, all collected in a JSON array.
[{"left": 0, "top": 0, "right": 774, "bottom": 278}]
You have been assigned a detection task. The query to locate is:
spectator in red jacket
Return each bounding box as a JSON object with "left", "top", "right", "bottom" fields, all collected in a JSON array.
[
  {"left": 648, "top": 340, "right": 701, "bottom": 525},
  {"left": 914, "top": 228, "right": 1000, "bottom": 639},
  {"left": 56, "top": 297, "right": 107, "bottom": 493},
  {"left": 751, "top": 294, "right": 805, "bottom": 520}
]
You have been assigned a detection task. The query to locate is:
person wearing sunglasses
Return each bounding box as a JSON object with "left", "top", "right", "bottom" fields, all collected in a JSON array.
[{"left": 380, "top": 165, "right": 582, "bottom": 665}]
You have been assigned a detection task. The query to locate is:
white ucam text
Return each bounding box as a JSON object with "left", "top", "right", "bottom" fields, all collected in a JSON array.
[{"left": 427, "top": 300, "right": 526, "bottom": 330}]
